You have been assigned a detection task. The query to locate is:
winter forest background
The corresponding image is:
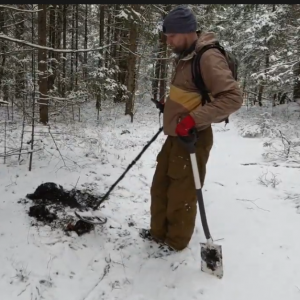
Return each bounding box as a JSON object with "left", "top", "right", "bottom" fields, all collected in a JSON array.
[
  {"left": 1, "top": 4, "right": 300, "bottom": 300},
  {"left": 0, "top": 4, "right": 299, "bottom": 170}
]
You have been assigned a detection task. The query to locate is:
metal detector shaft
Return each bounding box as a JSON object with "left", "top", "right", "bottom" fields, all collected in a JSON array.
[
  {"left": 92, "top": 127, "right": 163, "bottom": 210},
  {"left": 178, "top": 128, "right": 212, "bottom": 241}
]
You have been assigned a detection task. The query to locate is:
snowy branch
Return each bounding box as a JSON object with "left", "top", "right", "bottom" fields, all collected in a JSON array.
[
  {"left": 0, "top": 5, "right": 41, "bottom": 13},
  {"left": 0, "top": 34, "right": 115, "bottom": 53}
]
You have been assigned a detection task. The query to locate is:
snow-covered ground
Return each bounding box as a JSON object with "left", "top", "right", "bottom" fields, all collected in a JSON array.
[{"left": 0, "top": 99, "right": 300, "bottom": 300}]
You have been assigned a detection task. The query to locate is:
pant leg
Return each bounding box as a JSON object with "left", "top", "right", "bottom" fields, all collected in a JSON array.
[
  {"left": 150, "top": 137, "right": 172, "bottom": 241},
  {"left": 165, "top": 126, "right": 213, "bottom": 250}
]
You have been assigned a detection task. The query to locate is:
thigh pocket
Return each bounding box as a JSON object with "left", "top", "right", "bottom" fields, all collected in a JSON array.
[{"left": 167, "top": 155, "right": 191, "bottom": 180}]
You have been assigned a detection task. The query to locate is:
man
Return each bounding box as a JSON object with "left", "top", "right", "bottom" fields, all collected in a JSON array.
[{"left": 140, "top": 5, "right": 242, "bottom": 256}]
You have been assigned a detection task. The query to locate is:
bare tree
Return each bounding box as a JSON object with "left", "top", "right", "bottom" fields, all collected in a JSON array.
[{"left": 38, "top": 4, "right": 48, "bottom": 124}]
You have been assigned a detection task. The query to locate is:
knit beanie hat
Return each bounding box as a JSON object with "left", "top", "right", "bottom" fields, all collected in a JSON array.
[{"left": 163, "top": 5, "right": 197, "bottom": 34}]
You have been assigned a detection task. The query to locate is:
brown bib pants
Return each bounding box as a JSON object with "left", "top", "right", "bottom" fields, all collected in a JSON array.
[{"left": 150, "top": 126, "right": 213, "bottom": 250}]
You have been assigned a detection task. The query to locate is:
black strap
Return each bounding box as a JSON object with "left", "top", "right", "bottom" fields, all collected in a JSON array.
[
  {"left": 191, "top": 42, "right": 226, "bottom": 106},
  {"left": 191, "top": 42, "right": 230, "bottom": 125}
]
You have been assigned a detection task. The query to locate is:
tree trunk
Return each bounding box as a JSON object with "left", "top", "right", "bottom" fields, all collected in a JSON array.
[
  {"left": 96, "top": 4, "right": 105, "bottom": 111},
  {"left": 15, "top": 5, "right": 25, "bottom": 99},
  {"left": 125, "top": 4, "right": 140, "bottom": 121},
  {"left": 62, "top": 4, "right": 67, "bottom": 97},
  {"left": 56, "top": 5, "right": 62, "bottom": 95},
  {"left": 242, "top": 75, "right": 248, "bottom": 107},
  {"left": 48, "top": 4, "right": 56, "bottom": 91},
  {"left": 257, "top": 84, "right": 263, "bottom": 107},
  {"left": 293, "top": 62, "right": 300, "bottom": 102},
  {"left": 75, "top": 4, "right": 79, "bottom": 91},
  {"left": 105, "top": 6, "right": 112, "bottom": 69},
  {"left": 152, "top": 41, "right": 161, "bottom": 102},
  {"left": 292, "top": 6, "right": 300, "bottom": 102},
  {"left": 112, "top": 4, "right": 120, "bottom": 76},
  {"left": 152, "top": 5, "right": 170, "bottom": 102},
  {"left": 0, "top": 8, "right": 7, "bottom": 100},
  {"left": 70, "top": 5, "right": 75, "bottom": 92},
  {"left": 159, "top": 31, "right": 168, "bottom": 102},
  {"left": 83, "top": 4, "right": 88, "bottom": 81},
  {"left": 38, "top": 4, "right": 48, "bottom": 124}
]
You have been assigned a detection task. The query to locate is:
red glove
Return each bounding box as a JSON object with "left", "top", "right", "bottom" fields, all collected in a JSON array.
[{"left": 175, "top": 115, "right": 196, "bottom": 136}]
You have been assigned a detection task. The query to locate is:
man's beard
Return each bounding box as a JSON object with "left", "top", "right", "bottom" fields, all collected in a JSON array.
[
  {"left": 171, "top": 46, "right": 185, "bottom": 55},
  {"left": 172, "top": 40, "right": 197, "bottom": 57}
]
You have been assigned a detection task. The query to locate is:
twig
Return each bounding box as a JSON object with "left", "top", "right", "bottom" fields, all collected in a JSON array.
[
  {"left": 119, "top": 250, "right": 130, "bottom": 284},
  {"left": 48, "top": 125, "right": 66, "bottom": 167},
  {"left": 82, "top": 264, "right": 110, "bottom": 300},
  {"left": 241, "top": 162, "right": 258, "bottom": 166},
  {"left": 213, "top": 181, "right": 224, "bottom": 186},
  {"left": 214, "top": 238, "right": 225, "bottom": 242},
  {"left": 74, "top": 176, "right": 80, "bottom": 190},
  {"left": 236, "top": 198, "right": 270, "bottom": 212},
  {"left": 47, "top": 256, "right": 54, "bottom": 282},
  {"left": 278, "top": 129, "right": 291, "bottom": 158},
  {"left": 17, "top": 283, "right": 30, "bottom": 296},
  {"left": 4, "top": 119, "right": 7, "bottom": 164},
  {"left": 257, "top": 170, "right": 281, "bottom": 188},
  {"left": 18, "top": 100, "right": 26, "bottom": 161}
]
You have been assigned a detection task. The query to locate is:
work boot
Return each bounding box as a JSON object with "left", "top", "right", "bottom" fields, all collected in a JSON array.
[
  {"left": 139, "top": 228, "right": 163, "bottom": 243},
  {"left": 151, "top": 243, "right": 176, "bottom": 258},
  {"left": 139, "top": 228, "right": 153, "bottom": 241},
  {"left": 139, "top": 229, "right": 177, "bottom": 258}
]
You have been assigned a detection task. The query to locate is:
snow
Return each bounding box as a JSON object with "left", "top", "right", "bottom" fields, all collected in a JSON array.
[{"left": 0, "top": 99, "right": 300, "bottom": 299}]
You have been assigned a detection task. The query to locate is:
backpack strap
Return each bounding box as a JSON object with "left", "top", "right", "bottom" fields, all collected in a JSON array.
[
  {"left": 191, "top": 41, "right": 229, "bottom": 125},
  {"left": 191, "top": 41, "right": 225, "bottom": 106}
]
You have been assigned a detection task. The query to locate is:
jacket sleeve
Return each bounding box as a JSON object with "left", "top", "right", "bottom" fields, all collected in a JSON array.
[{"left": 189, "top": 48, "right": 243, "bottom": 128}]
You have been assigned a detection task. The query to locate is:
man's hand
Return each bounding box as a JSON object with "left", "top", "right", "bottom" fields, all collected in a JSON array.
[{"left": 175, "top": 115, "right": 196, "bottom": 136}]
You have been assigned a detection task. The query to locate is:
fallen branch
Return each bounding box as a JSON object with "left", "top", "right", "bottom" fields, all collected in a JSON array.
[{"left": 241, "top": 162, "right": 300, "bottom": 169}]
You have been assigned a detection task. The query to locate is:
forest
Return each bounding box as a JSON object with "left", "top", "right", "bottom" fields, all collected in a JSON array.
[
  {"left": 0, "top": 6, "right": 300, "bottom": 300},
  {"left": 0, "top": 4, "right": 299, "bottom": 126}
]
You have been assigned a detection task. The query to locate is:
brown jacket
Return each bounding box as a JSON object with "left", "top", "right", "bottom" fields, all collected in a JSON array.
[{"left": 163, "top": 32, "right": 243, "bottom": 136}]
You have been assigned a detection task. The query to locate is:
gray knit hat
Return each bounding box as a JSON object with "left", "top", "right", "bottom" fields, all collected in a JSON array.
[{"left": 163, "top": 5, "right": 197, "bottom": 34}]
